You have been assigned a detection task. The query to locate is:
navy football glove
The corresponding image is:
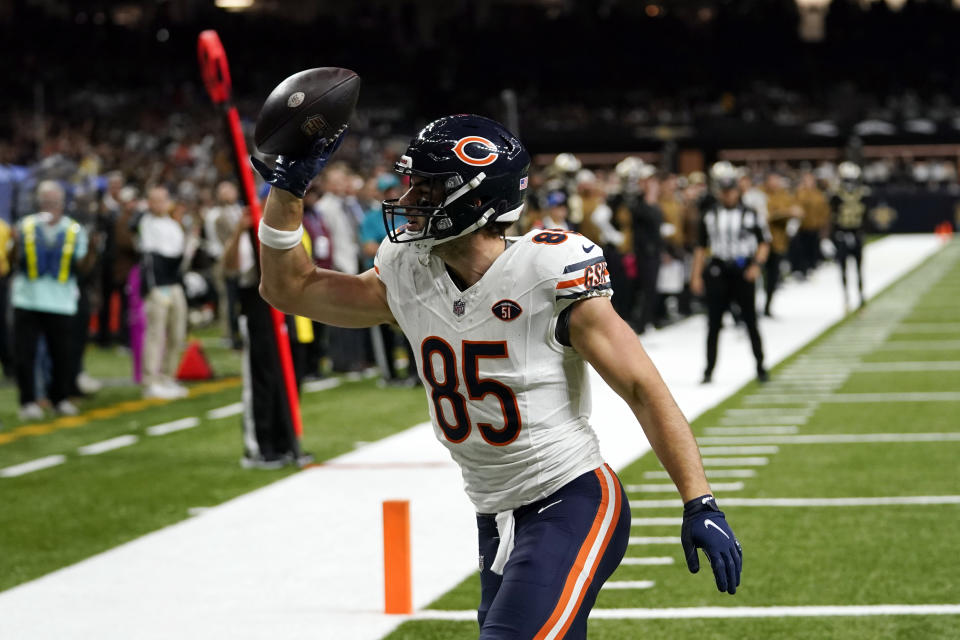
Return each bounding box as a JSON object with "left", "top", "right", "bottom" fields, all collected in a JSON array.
[
  {"left": 250, "top": 126, "right": 347, "bottom": 199},
  {"left": 680, "top": 494, "right": 742, "bottom": 595}
]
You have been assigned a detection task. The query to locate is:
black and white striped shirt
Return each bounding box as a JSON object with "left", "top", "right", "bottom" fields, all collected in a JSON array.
[{"left": 698, "top": 202, "right": 770, "bottom": 262}]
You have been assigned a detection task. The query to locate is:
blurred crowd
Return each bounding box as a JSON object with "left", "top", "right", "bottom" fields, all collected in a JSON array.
[{"left": 0, "top": 99, "right": 892, "bottom": 423}]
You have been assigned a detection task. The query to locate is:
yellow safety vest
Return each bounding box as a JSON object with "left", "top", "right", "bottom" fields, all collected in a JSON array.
[{"left": 22, "top": 215, "right": 80, "bottom": 283}]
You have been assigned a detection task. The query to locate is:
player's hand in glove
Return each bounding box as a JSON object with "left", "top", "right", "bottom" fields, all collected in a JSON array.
[
  {"left": 681, "top": 494, "right": 742, "bottom": 594},
  {"left": 250, "top": 126, "right": 347, "bottom": 199}
]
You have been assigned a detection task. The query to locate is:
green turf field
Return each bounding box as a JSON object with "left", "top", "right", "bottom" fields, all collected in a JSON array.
[{"left": 385, "top": 241, "right": 960, "bottom": 639}]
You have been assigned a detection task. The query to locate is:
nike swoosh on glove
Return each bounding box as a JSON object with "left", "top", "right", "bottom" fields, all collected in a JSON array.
[
  {"left": 680, "top": 494, "right": 742, "bottom": 594},
  {"left": 250, "top": 126, "right": 348, "bottom": 199}
]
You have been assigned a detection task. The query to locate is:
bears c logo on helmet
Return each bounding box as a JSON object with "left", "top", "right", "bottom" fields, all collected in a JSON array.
[{"left": 452, "top": 136, "right": 499, "bottom": 166}]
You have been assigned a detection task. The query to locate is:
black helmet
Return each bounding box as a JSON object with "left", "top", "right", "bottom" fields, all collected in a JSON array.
[{"left": 382, "top": 114, "right": 530, "bottom": 249}]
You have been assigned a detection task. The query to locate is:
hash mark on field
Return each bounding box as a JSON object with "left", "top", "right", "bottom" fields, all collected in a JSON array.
[
  {"left": 602, "top": 581, "right": 656, "bottom": 590},
  {"left": 632, "top": 517, "right": 683, "bottom": 526},
  {"left": 746, "top": 392, "right": 960, "bottom": 403},
  {"left": 206, "top": 403, "right": 243, "bottom": 419},
  {"left": 699, "top": 446, "right": 779, "bottom": 455},
  {"left": 701, "top": 457, "right": 768, "bottom": 466},
  {"left": 697, "top": 432, "right": 960, "bottom": 445},
  {"left": 620, "top": 556, "right": 675, "bottom": 565},
  {"left": 146, "top": 417, "right": 201, "bottom": 436},
  {"left": 642, "top": 469, "right": 758, "bottom": 480},
  {"left": 78, "top": 435, "right": 138, "bottom": 456},
  {"left": 626, "top": 482, "right": 743, "bottom": 493},
  {"left": 894, "top": 323, "right": 960, "bottom": 332},
  {"left": 302, "top": 378, "right": 343, "bottom": 393},
  {"left": 856, "top": 361, "right": 960, "bottom": 372},
  {"left": 631, "top": 496, "right": 960, "bottom": 508},
  {"left": 877, "top": 340, "right": 960, "bottom": 350},
  {"left": 0, "top": 455, "right": 67, "bottom": 477},
  {"left": 704, "top": 426, "right": 798, "bottom": 435},
  {"left": 719, "top": 415, "right": 808, "bottom": 425},
  {"left": 629, "top": 537, "right": 681, "bottom": 545}
]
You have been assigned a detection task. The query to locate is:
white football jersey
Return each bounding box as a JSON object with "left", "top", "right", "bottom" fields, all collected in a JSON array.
[{"left": 374, "top": 228, "right": 611, "bottom": 513}]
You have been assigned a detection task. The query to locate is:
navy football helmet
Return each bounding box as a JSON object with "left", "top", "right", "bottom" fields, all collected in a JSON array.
[{"left": 382, "top": 114, "right": 530, "bottom": 250}]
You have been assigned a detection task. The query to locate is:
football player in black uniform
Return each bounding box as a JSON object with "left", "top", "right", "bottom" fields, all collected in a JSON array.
[{"left": 829, "top": 162, "right": 870, "bottom": 311}]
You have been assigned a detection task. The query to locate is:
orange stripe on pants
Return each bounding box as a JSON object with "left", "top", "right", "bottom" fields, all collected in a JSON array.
[{"left": 533, "top": 464, "right": 622, "bottom": 640}]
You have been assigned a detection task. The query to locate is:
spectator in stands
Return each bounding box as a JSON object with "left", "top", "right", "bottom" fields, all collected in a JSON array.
[
  {"left": 12, "top": 181, "right": 94, "bottom": 419},
  {"left": 316, "top": 165, "right": 367, "bottom": 374},
  {"left": 538, "top": 190, "right": 572, "bottom": 230},
  {"left": 0, "top": 215, "right": 13, "bottom": 379},
  {"left": 137, "top": 185, "right": 189, "bottom": 399}
]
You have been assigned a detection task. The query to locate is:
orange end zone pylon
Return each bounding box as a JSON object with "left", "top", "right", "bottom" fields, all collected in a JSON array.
[{"left": 383, "top": 500, "right": 413, "bottom": 614}]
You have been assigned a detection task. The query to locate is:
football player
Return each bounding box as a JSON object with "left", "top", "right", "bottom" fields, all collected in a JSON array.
[
  {"left": 253, "top": 115, "right": 742, "bottom": 638},
  {"left": 829, "top": 161, "right": 870, "bottom": 311}
]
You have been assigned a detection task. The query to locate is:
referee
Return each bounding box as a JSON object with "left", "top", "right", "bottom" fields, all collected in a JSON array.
[{"left": 691, "top": 163, "right": 771, "bottom": 384}]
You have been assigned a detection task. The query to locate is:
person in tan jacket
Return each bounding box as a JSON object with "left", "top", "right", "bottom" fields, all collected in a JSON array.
[
  {"left": 762, "top": 173, "right": 802, "bottom": 317},
  {"left": 792, "top": 171, "right": 830, "bottom": 277}
]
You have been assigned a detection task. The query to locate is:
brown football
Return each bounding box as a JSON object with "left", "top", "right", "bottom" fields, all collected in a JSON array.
[{"left": 254, "top": 67, "right": 361, "bottom": 156}]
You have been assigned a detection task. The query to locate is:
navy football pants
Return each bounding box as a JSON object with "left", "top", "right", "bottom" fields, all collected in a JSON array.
[{"left": 476, "top": 464, "right": 631, "bottom": 640}]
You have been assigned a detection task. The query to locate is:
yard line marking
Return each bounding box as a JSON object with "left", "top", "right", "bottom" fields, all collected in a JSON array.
[
  {"left": 413, "top": 604, "right": 960, "bottom": 621},
  {"left": 856, "top": 361, "right": 960, "bottom": 372},
  {"left": 625, "top": 482, "right": 744, "bottom": 493},
  {"left": 206, "top": 403, "right": 243, "bottom": 420},
  {"left": 302, "top": 378, "right": 343, "bottom": 393},
  {"left": 724, "top": 407, "right": 815, "bottom": 416},
  {"left": 643, "top": 469, "right": 758, "bottom": 480},
  {"left": 629, "top": 537, "right": 682, "bottom": 545},
  {"left": 631, "top": 496, "right": 960, "bottom": 508},
  {"left": 78, "top": 435, "right": 139, "bottom": 456},
  {"left": 632, "top": 517, "right": 683, "bottom": 526},
  {"left": 719, "top": 416, "right": 808, "bottom": 425},
  {"left": 146, "top": 417, "right": 201, "bottom": 436},
  {"left": 699, "top": 446, "right": 780, "bottom": 455},
  {"left": 620, "top": 557, "right": 675, "bottom": 565},
  {"left": 704, "top": 426, "right": 798, "bottom": 435},
  {"left": 746, "top": 392, "right": 960, "bottom": 403},
  {"left": 877, "top": 340, "right": 960, "bottom": 350},
  {"left": 602, "top": 581, "right": 656, "bottom": 590},
  {"left": 0, "top": 455, "right": 67, "bottom": 477},
  {"left": 697, "top": 432, "right": 960, "bottom": 446},
  {"left": 702, "top": 457, "right": 768, "bottom": 466},
  {"left": 894, "top": 323, "right": 960, "bottom": 332}
]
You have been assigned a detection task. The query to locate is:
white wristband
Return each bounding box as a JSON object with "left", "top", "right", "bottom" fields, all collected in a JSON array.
[{"left": 258, "top": 221, "right": 304, "bottom": 250}]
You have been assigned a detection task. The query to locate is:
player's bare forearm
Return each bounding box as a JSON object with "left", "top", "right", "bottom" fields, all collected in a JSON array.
[
  {"left": 259, "top": 189, "right": 395, "bottom": 328},
  {"left": 570, "top": 297, "right": 711, "bottom": 502}
]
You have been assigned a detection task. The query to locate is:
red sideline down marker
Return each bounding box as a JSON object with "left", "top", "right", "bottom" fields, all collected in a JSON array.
[{"left": 176, "top": 340, "right": 214, "bottom": 381}]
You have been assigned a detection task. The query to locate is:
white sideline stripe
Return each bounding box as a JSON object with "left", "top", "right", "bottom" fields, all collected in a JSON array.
[
  {"left": 78, "top": 435, "right": 139, "bottom": 456},
  {"left": 631, "top": 496, "right": 960, "bottom": 508},
  {"left": 697, "top": 432, "right": 960, "bottom": 446},
  {"left": 856, "top": 361, "right": 960, "bottom": 372},
  {"left": 719, "top": 415, "right": 808, "bottom": 425},
  {"left": 629, "top": 537, "right": 681, "bottom": 545},
  {"left": 602, "top": 581, "right": 656, "bottom": 590},
  {"left": 413, "top": 604, "right": 960, "bottom": 621},
  {"left": 878, "top": 340, "right": 960, "bottom": 350},
  {"left": 746, "top": 392, "right": 960, "bottom": 403},
  {"left": 0, "top": 455, "right": 67, "bottom": 478},
  {"left": 702, "top": 457, "right": 768, "bottom": 466},
  {"left": 704, "top": 426, "right": 798, "bottom": 435},
  {"left": 625, "top": 482, "right": 744, "bottom": 493},
  {"left": 699, "top": 446, "right": 779, "bottom": 455},
  {"left": 146, "top": 417, "right": 201, "bottom": 436},
  {"left": 206, "top": 403, "right": 243, "bottom": 419},
  {"left": 620, "top": 556, "right": 675, "bottom": 565},
  {"left": 643, "top": 469, "right": 757, "bottom": 480},
  {"left": 632, "top": 517, "right": 683, "bottom": 526},
  {"left": 302, "top": 378, "right": 343, "bottom": 393}
]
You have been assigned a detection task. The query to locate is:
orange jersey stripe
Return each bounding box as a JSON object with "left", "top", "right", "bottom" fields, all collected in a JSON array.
[
  {"left": 374, "top": 265, "right": 380, "bottom": 275},
  {"left": 551, "top": 465, "right": 622, "bottom": 639},
  {"left": 556, "top": 275, "right": 585, "bottom": 290},
  {"left": 533, "top": 466, "right": 620, "bottom": 640}
]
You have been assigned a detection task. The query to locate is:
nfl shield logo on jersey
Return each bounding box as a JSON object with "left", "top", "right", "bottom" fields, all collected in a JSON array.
[{"left": 453, "top": 299, "right": 466, "bottom": 317}]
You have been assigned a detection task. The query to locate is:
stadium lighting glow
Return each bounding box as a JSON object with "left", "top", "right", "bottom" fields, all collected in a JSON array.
[
  {"left": 794, "top": 0, "right": 832, "bottom": 42},
  {"left": 215, "top": 0, "right": 254, "bottom": 10},
  {"left": 885, "top": 0, "right": 908, "bottom": 10}
]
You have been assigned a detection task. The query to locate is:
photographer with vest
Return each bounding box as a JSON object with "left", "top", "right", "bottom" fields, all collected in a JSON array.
[{"left": 12, "top": 181, "right": 95, "bottom": 420}]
